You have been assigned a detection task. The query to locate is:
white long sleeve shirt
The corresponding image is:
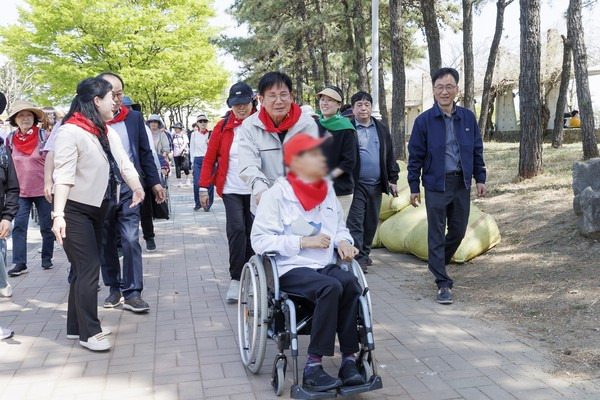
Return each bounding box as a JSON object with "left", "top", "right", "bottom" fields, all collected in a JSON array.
[
  {"left": 251, "top": 177, "right": 353, "bottom": 277},
  {"left": 190, "top": 129, "right": 210, "bottom": 160}
]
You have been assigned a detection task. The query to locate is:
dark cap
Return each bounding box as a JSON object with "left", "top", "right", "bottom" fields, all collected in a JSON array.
[
  {"left": 228, "top": 82, "right": 254, "bottom": 106},
  {"left": 0, "top": 93, "right": 7, "bottom": 115}
]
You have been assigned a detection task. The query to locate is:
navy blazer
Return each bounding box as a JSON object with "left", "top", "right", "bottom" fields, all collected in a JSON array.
[
  {"left": 123, "top": 110, "right": 160, "bottom": 188},
  {"left": 407, "top": 102, "right": 486, "bottom": 193}
]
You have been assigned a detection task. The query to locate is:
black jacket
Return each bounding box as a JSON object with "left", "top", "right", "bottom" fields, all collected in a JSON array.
[
  {"left": 123, "top": 110, "right": 161, "bottom": 188},
  {"left": 352, "top": 118, "right": 400, "bottom": 194},
  {"left": 0, "top": 146, "right": 19, "bottom": 221},
  {"left": 317, "top": 121, "right": 358, "bottom": 196}
]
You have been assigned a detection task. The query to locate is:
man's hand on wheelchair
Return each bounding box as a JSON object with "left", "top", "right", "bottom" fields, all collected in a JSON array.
[{"left": 337, "top": 240, "right": 359, "bottom": 262}]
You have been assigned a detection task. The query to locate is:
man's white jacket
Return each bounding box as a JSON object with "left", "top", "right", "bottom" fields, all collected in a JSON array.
[
  {"left": 251, "top": 177, "right": 354, "bottom": 277},
  {"left": 238, "top": 110, "right": 319, "bottom": 211}
]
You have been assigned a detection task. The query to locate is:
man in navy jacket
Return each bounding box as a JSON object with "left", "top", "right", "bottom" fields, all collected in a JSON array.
[
  {"left": 407, "top": 67, "right": 486, "bottom": 305},
  {"left": 99, "top": 72, "right": 165, "bottom": 313}
]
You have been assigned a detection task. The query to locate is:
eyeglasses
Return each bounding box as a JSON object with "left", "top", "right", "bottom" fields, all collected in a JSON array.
[
  {"left": 112, "top": 91, "right": 125, "bottom": 100},
  {"left": 197, "top": 120, "right": 208, "bottom": 123},
  {"left": 264, "top": 92, "right": 291, "bottom": 103},
  {"left": 434, "top": 85, "right": 458, "bottom": 93}
]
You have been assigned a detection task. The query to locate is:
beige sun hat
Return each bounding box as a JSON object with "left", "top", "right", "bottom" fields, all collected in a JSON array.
[{"left": 8, "top": 100, "right": 46, "bottom": 123}]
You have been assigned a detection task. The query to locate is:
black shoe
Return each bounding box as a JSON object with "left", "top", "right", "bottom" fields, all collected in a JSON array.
[
  {"left": 437, "top": 287, "right": 453, "bottom": 304},
  {"left": 42, "top": 262, "right": 53, "bottom": 270},
  {"left": 203, "top": 207, "right": 210, "bottom": 212},
  {"left": 358, "top": 260, "right": 368, "bottom": 274},
  {"left": 338, "top": 361, "right": 366, "bottom": 386},
  {"left": 194, "top": 206, "right": 201, "bottom": 211},
  {"left": 366, "top": 257, "right": 373, "bottom": 266},
  {"left": 104, "top": 292, "right": 124, "bottom": 308},
  {"left": 303, "top": 366, "right": 343, "bottom": 392},
  {"left": 8, "top": 264, "right": 27, "bottom": 276},
  {"left": 146, "top": 238, "right": 156, "bottom": 252},
  {"left": 123, "top": 296, "right": 150, "bottom": 313}
]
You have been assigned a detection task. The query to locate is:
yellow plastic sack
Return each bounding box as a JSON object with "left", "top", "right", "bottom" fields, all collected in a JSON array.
[
  {"left": 371, "top": 221, "right": 384, "bottom": 248},
  {"left": 379, "top": 170, "right": 410, "bottom": 220},
  {"left": 379, "top": 205, "right": 428, "bottom": 253},
  {"left": 401, "top": 201, "right": 501, "bottom": 263}
]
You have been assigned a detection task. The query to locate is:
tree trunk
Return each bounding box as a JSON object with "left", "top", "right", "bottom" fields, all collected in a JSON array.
[
  {"left": 378, "top": 42, "right": 390, "bottom": 128},
  {"left": 390, "top": 0, "right": 406, "bottom": 160},
  {"left": 479, "top": 0, "right": 514, "bottom": 139},
  {"left": 568, "top": 0, "right": 599, "bottom": 159},
  {"left": 420, "top": 0, "right": 442, "bottom": 77},
  {"left": 552, "top": 34, "right": 572, "bottom": 149},
  {"left": 316, "top": 0, "right": 329, "bottom": 85},
  {"left": 294, "top": 38, "right": 304, "bottom": 105},
  {"left": 352, "top": 0, "right": 369, "bottom": 90},
  {"left": 462, "top": 0, "right": 475, "bottom": 112},
  {"left": 518, "top": 0, "right": 543, "bottom": 179}
]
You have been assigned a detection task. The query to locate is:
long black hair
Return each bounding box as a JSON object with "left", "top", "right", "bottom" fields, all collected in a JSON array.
[{"left": 64, "top": 77, "right": 113, "bottom": 154}]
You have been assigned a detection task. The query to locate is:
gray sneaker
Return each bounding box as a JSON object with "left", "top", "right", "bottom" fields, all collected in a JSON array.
[
  {"left": 104, "top": 292, "right": 124, "bottom": 308},
  {"left": 1, "top": 327, "right": 14, "bottom": 340},
  {"left": 123, "top": 296, "right": 150, "bottom": 313},
  {"left": 226, "top": 280, "right": 240, "bottom": 303},
  {"left": 437, "top": 287, "right": 453, "bottom": 305}
]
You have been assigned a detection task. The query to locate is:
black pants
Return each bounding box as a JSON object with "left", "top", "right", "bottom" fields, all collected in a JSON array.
[
  {"left": 346, "top": 183, "right": 383, "bottom": 264},
  {"left": 64, "top": 199, "right": 108, "bottom": 340},
  {"left": 425, "top": 174, "right": 471, "bottom": 289},
  {"left": 279, "top": 265, "right": 362, "bottom": 357},
  {"left": 140, "top": 186, "right": 154, "bottom": 240},
  {"left": 222, "top": 194, "right": 254, "bottom": 280},
  {"left": 174, "top": 155, "right": 189, "bottom": 179}
]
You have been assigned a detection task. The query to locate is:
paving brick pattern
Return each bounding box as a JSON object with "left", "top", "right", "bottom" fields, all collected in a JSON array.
[{"left": 1, "top": 187, "right": 599, "bottom": 399}]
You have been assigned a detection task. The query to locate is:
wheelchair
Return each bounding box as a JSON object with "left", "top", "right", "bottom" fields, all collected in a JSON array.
[{"left": 237, "top": 254, "right": 383, "bottom": 399}]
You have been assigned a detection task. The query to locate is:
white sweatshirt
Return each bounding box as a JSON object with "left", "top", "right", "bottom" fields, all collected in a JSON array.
[{"left": 251, "top": 177, "right": 353, "bottom": 277}]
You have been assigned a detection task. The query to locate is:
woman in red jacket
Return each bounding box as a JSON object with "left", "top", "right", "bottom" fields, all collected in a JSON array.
[{"left": 199, "top": 82, "right": 256, "bottom": 302}]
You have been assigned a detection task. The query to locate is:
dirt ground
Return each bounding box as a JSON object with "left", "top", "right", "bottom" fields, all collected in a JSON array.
[{"left": 399, "top": 142, "right": 600, "bottom": 379}]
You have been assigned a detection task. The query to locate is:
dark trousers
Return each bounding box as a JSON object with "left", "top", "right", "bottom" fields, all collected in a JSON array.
[
  {"left": 425, "top": 174, "right": 471, "bottom": 289},
  {"left": 100, "top": 186, "right": 144, "bottom": 300},
  {"left": 12, "top": 196, "right": 54, "bottom": 266},
  {"left": 279, "top": 265, "right": 361, "bottom": 357},
  {"left": 140, "top": 186, "right": 155, "bottom": 240},
  {"left": 193, "top": 156, "right": 214, "bottom": 209},
  {"left": 346, "top": 183, "right": 382, "bottom": 264},
  {"left": 64, "top": 199, "right": 108, "bottom": 340},
  {"left": 222, "top": 194, "right": 254, "bottom": 280},
  {"left": 174, "top": 155, "right": 189, "bottom": 179}
]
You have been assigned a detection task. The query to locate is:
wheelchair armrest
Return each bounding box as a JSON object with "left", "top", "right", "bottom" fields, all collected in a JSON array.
[{"left": 261, "top": 253, "right": 281, "bottom": 301}]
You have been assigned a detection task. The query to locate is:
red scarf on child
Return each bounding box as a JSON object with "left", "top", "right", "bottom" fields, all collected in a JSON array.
[
  {"left": 64, "top": 112, "right": 107, "bottom": 139},
  {"left": 287, "top": 171, "right": 328, "bottom": 211},
  {"left": 13, "top": 126, "right": 39, "bottom": 155},
  {"left": 106, "top": 105, "right": 130, "bottom": 125},
  {"left": 258, "top": 103, "right": 302, "bottom": 133}
]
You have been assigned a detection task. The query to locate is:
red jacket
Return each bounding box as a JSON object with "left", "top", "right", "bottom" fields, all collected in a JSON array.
[{"left": 199, "top": 111, "right": 256, "bottom": 196}]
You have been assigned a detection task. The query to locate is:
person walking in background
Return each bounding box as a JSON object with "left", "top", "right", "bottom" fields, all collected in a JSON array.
[
  {"left": 408, "top": 67, "right": 487, "bottom": 305},
  {"left": 0, "top": 92, "right": 20, "bottom": 299},
  {"left": 346, "top": 91, "right": 399, "bottom": 274},
  {"left": 316, "top": 85, "right": 358, "bottom": 220},
  {"left": 569, "top": 110, "right": 581, "bottom": 128},
  {"left": 146, "top": 114, "right": 171, "bottom": 161},
  {"left": 52, "top": 77, "right": 144, "bottom": 351},
  {"left": 98, "top": 72, "right": 164, "bottom": 314},
  {"left": 172, "top": 122, "right": 190, "bottom": 187},
  {"left": 238, "top": 71, "right": 319, "bottom": 210},
  {"left": 199, "top": 82, "right": 256, "bottom": 302},
  {"left": 191, "top": 114, "right": 213, "bottom": 211},
  {"left": 6, "top": 101, "right": 54, "bottom": 276}
]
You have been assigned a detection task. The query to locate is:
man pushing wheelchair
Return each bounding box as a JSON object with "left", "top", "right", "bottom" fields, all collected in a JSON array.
[{"left": 251, "top": 134, "right": 366, "bottom": 393}]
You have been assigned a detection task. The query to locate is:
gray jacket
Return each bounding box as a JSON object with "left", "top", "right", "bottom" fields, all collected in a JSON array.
[{"left": 238, "top": 110, "right": 319, "bottom": 204}]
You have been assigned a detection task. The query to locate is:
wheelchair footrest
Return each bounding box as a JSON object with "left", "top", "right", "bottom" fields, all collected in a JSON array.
[
  {"left": 290, "top": 385, "right": 338, "bottom": 399},
  {"left": 337, "top": 375, "right": 383, "bottom": 397}
]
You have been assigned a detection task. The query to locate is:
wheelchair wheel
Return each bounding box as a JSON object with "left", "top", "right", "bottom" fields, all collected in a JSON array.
[
  {"left": 352, "top": 261, "right": 374, "bottom": 319},
  {"left": 238, "top": 256, "right": 268, "bottom": 374},
  {"left": 359, "top": 351, "right": 374, "bottom": 381},
  {"left": 271, "top": 356, "right": 287, "bottom": 396}
]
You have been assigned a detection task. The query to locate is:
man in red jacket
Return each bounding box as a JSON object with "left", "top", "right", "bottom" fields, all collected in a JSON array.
[{"left": 199, "top": 82, "right": 257, "bottom": 302}]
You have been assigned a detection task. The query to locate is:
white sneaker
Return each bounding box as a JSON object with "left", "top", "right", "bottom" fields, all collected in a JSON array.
[
  {"left": 6, "top": 238, "right": 12, "bottom": 251},
  {"left": 185, "top": 178, "right": 192, "bottom": 186},
  {"left": 67, "top": 327, "right": 111, "bottom": 340},
  {"left": 177, "top": 182, "right": 183, "bottom": 188},
  {"left": 0, "top": 327, "right": 14, "bottom": 340},
  {"left": 226, "top": 280, "right": 240, "bottom": 303},
  {"left": 79, "top": 332, "right": 111, "bottom": 351},
  {"left": 0, "top": 283, "right": 12, "bottom": 297}
]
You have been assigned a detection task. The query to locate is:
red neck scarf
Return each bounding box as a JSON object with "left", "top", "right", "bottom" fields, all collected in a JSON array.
[
  {"left": 107, "top": 105, "right": 130, "bottom": 125},
  {"left": 64, "top": 112, "right": 107, "bottom": 138},
  {"left": 287, "top": 171, "right": 328, "bottom": 211},
  {"left": 200, "top": 128, "right": 210, "bottom": 135},
  {"left": 258, "top": 103, "right": 302, "bottom": 133},
  {"left": 13, "top": 126, "right": 39, "bottom": 155},
  {"left": 225, "top": 111, "right": 254, "bottom": 131}
]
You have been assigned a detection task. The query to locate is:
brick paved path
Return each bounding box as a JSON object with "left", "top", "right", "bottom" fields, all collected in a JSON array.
[{"left": 1, "top": 188, "right": 599, "bottom": 400}]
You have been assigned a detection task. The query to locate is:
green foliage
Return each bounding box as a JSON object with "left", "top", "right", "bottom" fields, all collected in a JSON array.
[
  {"left": 220, "top": 0, "right": 457, "bottom": 105},
  {"left": 0, "top": 0, "right": 229, "bottom": 113}
]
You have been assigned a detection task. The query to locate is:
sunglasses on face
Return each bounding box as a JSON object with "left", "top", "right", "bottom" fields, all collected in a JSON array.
[{"left": 198, "top": 120, "right": 208, "bottom": 123}]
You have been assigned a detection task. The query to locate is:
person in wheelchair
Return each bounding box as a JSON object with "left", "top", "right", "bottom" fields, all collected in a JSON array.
[{"left": 251, "top": 133, "right": 366, "bottom": 392}]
